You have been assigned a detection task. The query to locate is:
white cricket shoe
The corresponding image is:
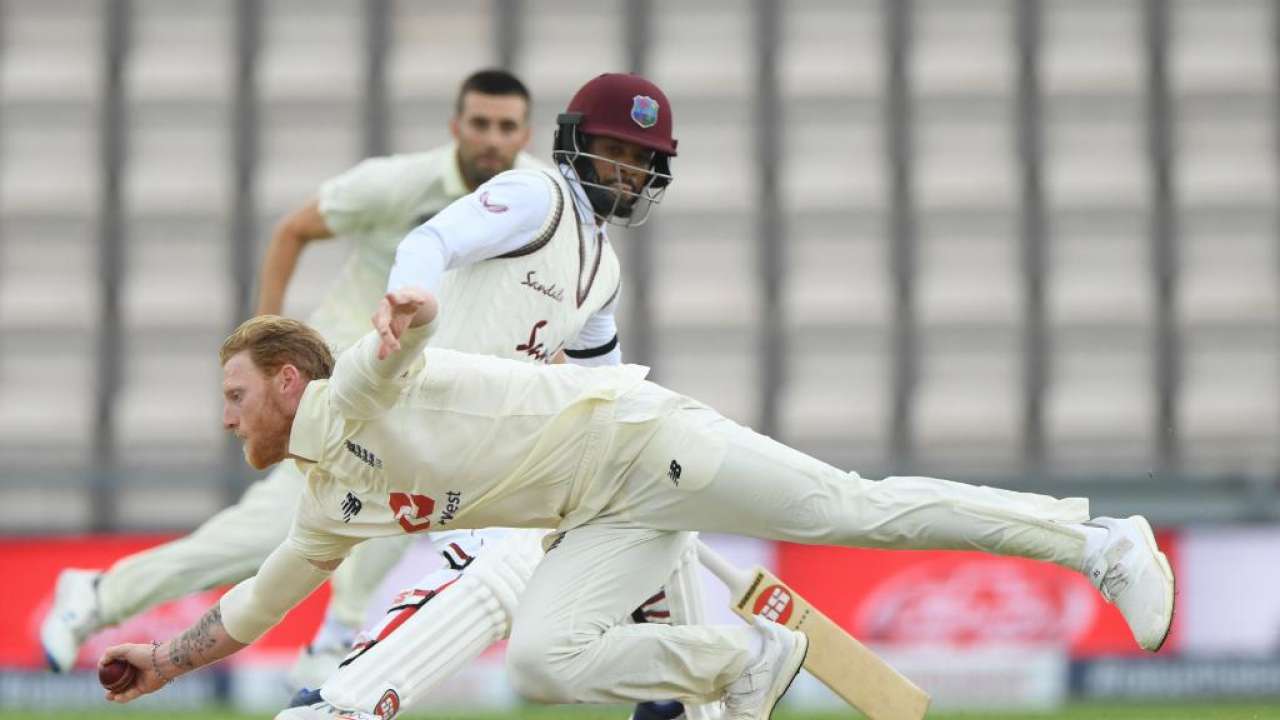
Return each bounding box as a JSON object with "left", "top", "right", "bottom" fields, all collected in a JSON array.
[
  {"left": 722, "top": 617, "right": 808, "bottom": 720},
  {"left": 1083, "top": 515, "right": 1175, "bottom": 652},
  {"left": 274, "top": 701, "right": 379, "bottom": 720},
  {"left": 40, "top": 568, "right": 103, "bottom": 673}
]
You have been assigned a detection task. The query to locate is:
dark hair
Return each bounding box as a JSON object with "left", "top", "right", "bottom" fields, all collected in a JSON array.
[{"left": 455, "top": 68, "right": 531, "bottom": 116}]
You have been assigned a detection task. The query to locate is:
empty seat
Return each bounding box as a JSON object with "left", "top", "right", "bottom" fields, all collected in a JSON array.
[
  {"left": 781, "top": 0, "right": 880, "bottom": 97},
  {"left": 1045, "top": 333, "right": 1155, "bottom": 474},
  {"left": 914, "top": 329, "right": 1022, "bottom": 474},
  {"left": 781, "top": 328, "right": 889, "bottom": 471},
  {"left": 1179, "top": 330, "right": 1279, "bottom": 476},
  {"left": 916, "top": 104, "right": 1015, "bottom": 210},
  {"left": 783, "top": 102, "right": 883, "bottom": 211},
  {"left": 0, "top": 232, "right": 96, "bottom": 331},
  {"left": 658, "top": 117, "right": 754, "bottom": 214},
  {"left": 1171, "top": 0, "right": 1270, "bottom": 95},
  {"left": 650, "top": 211, "right": 759, "bottom": 329},
  {"left": 129, "top": 0, "right": 232, "bottom": 103},
  {"left": 1045, "top": 109, "right": 1147, "bottom": 208},
  {"left": 0, "top": 341, "right": 95, "bottom": 459},
  {"left": 917, "top": 209, "right": 1020, "bottom": 327},
  {"left": 1047, "top": 209, "right": 1151, "bottom": 326},
  {"left": 1042, "top": 0, "right": 1143, "bottom": 96},
  {"left": 1177, "top": 110, "right": 1273, "bottom": 208},
  {"left": 259, "top": 0, "right": 362, "bottom": 103},
  {"left": 122, "top": 220, "right": 233, "bottom": 329},
  {"left": 524, "top": 1, "right": 626, "bottom": 99},
  {"left": 0, "top": 0, "right": 99, "bottom": 103},
  {"left": 913, "top": 0, "right": 1011, "bottom": 97},
  {"left": 0, "top": 117, "right": 97, "bottom": 215},
  {"left": 1178, "top": 209, "right": 1276, "bottom": 325},
  {"left": 783, "top": 212, "right": 888, "bottom": 327},
  {"left": 116, "top": 347, "right": 224, "bottom": 467},
  {"left": 651, "top": 0, "right": 752, "bottom": 98}
]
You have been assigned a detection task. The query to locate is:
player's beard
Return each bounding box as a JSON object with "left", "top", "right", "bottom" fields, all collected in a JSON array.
[
  {"left": 460, "top": 150, "right": 507, "bottom": 189},
  {"left": 241, "top": 391, "right": 294, "bottom": 469},
  {"left": 584, "top": 182, "right": 639, "bottom": 219}
]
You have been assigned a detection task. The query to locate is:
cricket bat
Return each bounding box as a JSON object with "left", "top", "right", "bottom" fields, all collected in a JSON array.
[{"left": 697, "top": 542, "right": 930, "bottom": 720}]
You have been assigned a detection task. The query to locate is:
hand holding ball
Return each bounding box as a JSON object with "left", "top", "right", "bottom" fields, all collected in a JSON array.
[{"left": 99, "top": 659, "right": 137, "bottom": 693}]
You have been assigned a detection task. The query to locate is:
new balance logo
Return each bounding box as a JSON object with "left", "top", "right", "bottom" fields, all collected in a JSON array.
[
  {"left": 341, "top": 492, "right": 363, "bottom": 523},
  {"left": 345, "top": 440, "right": 383, "bottom": 469},
  {"left": 668, "top": 460, "right": 682, "bottom": 485}
]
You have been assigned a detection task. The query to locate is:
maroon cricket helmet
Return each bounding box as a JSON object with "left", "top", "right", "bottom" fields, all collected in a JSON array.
[{"left": 561, "top": 73, "right": 678, "bottom": 157}]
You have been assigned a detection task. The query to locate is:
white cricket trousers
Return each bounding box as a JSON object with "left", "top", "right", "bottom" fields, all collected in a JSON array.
[
  {"left": 506, "top": 410, "right": 1090, "bottom": 704},
  {"left": 96, "top": 461, "right": 409, "bottom": 629}
]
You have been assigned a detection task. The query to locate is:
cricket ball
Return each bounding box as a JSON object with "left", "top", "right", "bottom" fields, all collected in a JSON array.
[{"left": 99, "top": 659, "right": 137, "bottom": 693}]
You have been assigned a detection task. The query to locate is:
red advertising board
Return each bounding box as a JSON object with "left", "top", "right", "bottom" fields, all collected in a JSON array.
[
  {"left": 1, "top": 535, "right": 327, "bottom": 669},
  {"left": 774, "top": 529, "right": 1182, "bottom": 657}
]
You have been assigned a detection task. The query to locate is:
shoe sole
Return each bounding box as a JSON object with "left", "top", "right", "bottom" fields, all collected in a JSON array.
[
  {"left": 1131, "top": 515, "right": 1175, "bottom": 652},
  {"left": 762, "top": 631, "right": 809, "bottom": 720}
]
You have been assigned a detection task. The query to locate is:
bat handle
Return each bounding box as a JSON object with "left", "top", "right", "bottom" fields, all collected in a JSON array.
[{"left": 695, "top": 540, "right": 754, "bottom": 597}]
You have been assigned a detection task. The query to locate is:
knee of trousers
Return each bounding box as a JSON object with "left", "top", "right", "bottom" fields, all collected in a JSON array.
[{"left": 505, "top": 627, "right": 594, "bottom": 704}]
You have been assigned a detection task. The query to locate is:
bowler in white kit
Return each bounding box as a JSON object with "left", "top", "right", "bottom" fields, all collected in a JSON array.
[{"left": 99, "top": 288, "right": 1176, "bottom": 720}]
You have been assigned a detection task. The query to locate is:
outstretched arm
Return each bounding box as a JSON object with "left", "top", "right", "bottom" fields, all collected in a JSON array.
[
  {"left": 98, "top": 543, "right": 336, "bottom": 703},
  {"left": 99, "top": 605, "right": 244, "bottom": 703}
]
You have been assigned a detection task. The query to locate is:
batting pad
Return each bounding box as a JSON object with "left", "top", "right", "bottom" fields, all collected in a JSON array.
[{"left": 320, "top": 529, "right": 544, "bottom": 714}]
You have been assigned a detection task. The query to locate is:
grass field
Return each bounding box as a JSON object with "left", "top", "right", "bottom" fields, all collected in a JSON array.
[{"left": 4, "top": 704, "right": 1280, "bottom": 720}]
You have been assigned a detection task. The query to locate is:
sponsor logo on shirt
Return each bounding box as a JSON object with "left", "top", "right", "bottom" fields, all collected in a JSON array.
[
  {"left": 341, "top": 492, "right": 363, "bottom": 523},
  {"left": 516, "top": 319, "right": 565, "bottom": 364},
  {"left": 345, "top": 440, "right": 383, "bottom": 469},
  {"left": 437, "top": 490, "right": 463, "bottom": 527},
  {"left": 520, "top": 270, "right": 565, "bottom": 302},
  {"left": 668, "top": 459, "right": 682, "bottom": 486},
  {"left": 389, "top": 492, "right": 435, "bottom": 533}
]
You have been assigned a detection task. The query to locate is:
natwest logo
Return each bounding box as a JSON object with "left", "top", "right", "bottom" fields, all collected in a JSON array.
[
  {"left": 388, "top": 492, "right": 435, "bottom": 533},
  {"left": 855, "top": 559, "right": 1097, "bottom": 646}
]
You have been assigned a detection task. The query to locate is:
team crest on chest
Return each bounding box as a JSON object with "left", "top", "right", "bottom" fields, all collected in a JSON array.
[{"left": 631, "top": 95, "right": 659, "bottom": 129}]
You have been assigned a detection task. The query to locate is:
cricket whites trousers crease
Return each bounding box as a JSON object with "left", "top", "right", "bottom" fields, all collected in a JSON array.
[
  {"left": 95, "top": 460, "right": 409, "bottom": 628},
  {"left": 618, "top": 411, "right": 1091, "bottom": 568},
  {"left": 505, "top": 408, "right": 1091, "bottom": 705},
  {"left": 507, "top": 527, "right": 757, "bottom": 705}
]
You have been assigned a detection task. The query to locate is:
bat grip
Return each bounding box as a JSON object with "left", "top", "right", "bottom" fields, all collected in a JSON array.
[{"left": 695, "top": 540, "right": 753, "bottom": 596}]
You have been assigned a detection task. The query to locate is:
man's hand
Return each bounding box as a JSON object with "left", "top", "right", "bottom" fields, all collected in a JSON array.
[
  {"left": 99, "top": 644, "right": 168, "bottom": 704},
  {"left": 372, "top": 287, "right": 438, "bottom": 360}
]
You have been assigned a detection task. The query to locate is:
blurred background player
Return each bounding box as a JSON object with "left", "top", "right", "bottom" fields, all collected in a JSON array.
[{"left": 40, "top": 67, "right": 539, "bottom": 681}]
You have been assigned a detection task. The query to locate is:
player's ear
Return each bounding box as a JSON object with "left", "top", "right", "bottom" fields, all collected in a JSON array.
[
  {"left": 449, "top": 115, "right": 461, "bottom": 141},
  {"left": 276, "top": 364, "right": 302, "bottom": 393}
]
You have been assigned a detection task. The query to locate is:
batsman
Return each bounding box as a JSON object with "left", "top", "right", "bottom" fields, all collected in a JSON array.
[{"left": 100, "top": 284, "right": 1174, "bottom": 720}]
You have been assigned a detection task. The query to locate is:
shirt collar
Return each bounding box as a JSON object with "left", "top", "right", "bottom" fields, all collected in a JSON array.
[
  {"left": 288, "top": 380, "right": 329, "bottom": 463},
  {"left": 443, "top": 141, "right": 469, "bottom": 199}
]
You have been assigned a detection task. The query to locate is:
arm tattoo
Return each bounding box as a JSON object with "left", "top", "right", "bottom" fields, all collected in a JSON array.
[{"left": 167, "top": 605, "right": 223, "bottom": 673}]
